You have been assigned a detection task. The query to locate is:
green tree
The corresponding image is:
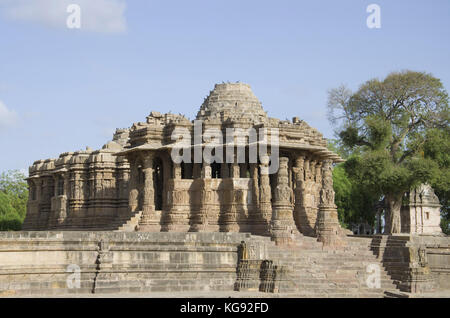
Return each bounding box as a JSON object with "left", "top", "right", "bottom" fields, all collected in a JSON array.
[
  {"left": 328, "top": 71, "right": 449, "bottom": 234},
  {"left": 330, "top": 146, "right": 380, "bottom": 231},
  {"left": 0, "top": 170, "right": 28, "bottom": 230},
  {"left": 0, "top": 191, "right": 15, "bottom": 215}
]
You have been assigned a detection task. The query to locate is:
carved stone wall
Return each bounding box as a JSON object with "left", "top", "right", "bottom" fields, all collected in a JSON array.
[{"left": 23, "top": 129, "right": 131, "bottom": 231}]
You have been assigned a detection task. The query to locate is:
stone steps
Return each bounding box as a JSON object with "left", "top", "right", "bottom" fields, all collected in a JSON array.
[
  {"left": 274, "top": 285, "right": 395, "bottom": 297},
  {"left": 0, "top": 232, "right": 412, "bottom": 297},
  {"left": 262, "top": 236, "right": 400, "bottom": 297},
  {"left": 116, "top": 211, "right": 143, "bottom": 232}
]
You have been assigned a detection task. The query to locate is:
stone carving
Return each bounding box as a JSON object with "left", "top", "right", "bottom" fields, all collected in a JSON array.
[
  {"left": 57, "top": 195, "right": 67, "bottom": 225},
  {"left": 319, "top": 160, "right": 335, "bottom": 207},
  {"left": 418, "top": 246, "right": 428, "bottom": 267},
  {"left": 129, "top": 189, "right": 139, "bottom": 212},
  {"left": 270, "top": 157, "right": 300, "bottom": 245},
  {"left": 238, "top": 241, "right": 249, "bottom": 261},
  {"left": 273, "top": 159, "right": 293, "bottom": 205},
  {"left": 405, "top": 245, "right": 436, "bottom": 293},
  {"left": 316, "top": 160, "right": 346, "bottom": 248},
  {"left": 235, "top": 241, "right": 285, "bottom": 293},
  {"left": 259, "top": 260, "right": 285, "bottom": 293},
  {"left": 234, "top": 259, "right": 262, "bottom": 291}
]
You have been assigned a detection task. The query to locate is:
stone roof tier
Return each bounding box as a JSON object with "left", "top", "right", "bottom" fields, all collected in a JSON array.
[{"left": 196, "top": 82, "right": 268, "bottom": 123}]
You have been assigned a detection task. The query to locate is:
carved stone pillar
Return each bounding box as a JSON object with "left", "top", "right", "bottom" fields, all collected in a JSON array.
[
  {"left": 53, "top": 175, "right": 59, "bottom": 197},
  {"left": 49, "top": 175, "right": 58, "bottom": 229},
  {"left": 138, "top": 152, "right": 160, "bottom": 232},
  {"left": 315, "top": 162, "right": 322, "bottom": 184},
  {"left": 314, "top": 161, "right": 322, "bottom": 217},
  {"left": 310, "top": 160, "right": 316, "bottom": 181},
  {"left": 250, "top": 164, "right": 259, "bottom": 205},
  {"left": 117, "top": 166, "right": 129, "bottom": 218},
  {"left": 71, "top": 173, "right": 78, "bottom": 200},
  {"left": 162, "top": 163, "right": 190, "bottom": 232},
  {"left": 38, "top": 177, "right": 52, "bottom": 229},
  {"left": 58, "top": 173, "right": 69, "bottom": 225},
  {"left": 316, "top": 159, "right": 346, "bottom": 248},
  {"left": 35, "top": 179, "right": 42, "bottom": 202},
  {"left": 270, "top": 157, "right": 300, "bottom": 245},
  {"left": 190, "top": 164, "right": 214, "bottom": 232},
  {"left": 95, "top": 171, "right": 103, "bottom": 200},
  {"left": 247, "top": 163, "right": 260, "bottom": 234},
  {"left": 304, "top": 158, "right": 310, "bottom": 181},
  {"left": 258, "top": 156, "right": 272, "bottom": 236},
  {"left": 22, "top": 179, "right": 38, "bottom": 230},
  {"left": 50, "top": 174, "right": 67, "bottom": 228},
  {"left": 63, "top": 173, "right": 70, "bottom": 197},
  {"left": 128, "top": 162, "right": 139, "bottom": 215},
  {"left": 294, "top": 155, "right": 317, "bottom": 236},
  {"left": 220, "top": 153, "right": 240, "bottom": 232},
  {"left": 69, "top": 171, "right": 82, "bottom": 224}
]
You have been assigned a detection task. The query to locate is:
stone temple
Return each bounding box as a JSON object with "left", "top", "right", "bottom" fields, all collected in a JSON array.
[
  {"left": 22, "top": 82, "right": 345, "bottom": 245},
  {"left": 1, "top": 83, "right": 448, "bottom": 298}
]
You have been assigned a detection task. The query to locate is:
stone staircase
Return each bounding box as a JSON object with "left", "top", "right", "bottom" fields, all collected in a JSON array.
[
  {"left": 114, "top": 211, "right": 142, "bottom": 232},
  {"left": 263, "top": 236, "right": 400, "bottom": 297},
  {"left": 90, "top": 211, "right": 143, "bottom": 232}
]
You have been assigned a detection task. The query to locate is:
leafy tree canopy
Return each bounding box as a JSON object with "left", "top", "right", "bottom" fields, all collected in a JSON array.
[
  {"left": 0, "top": 170, "right": 28, "bottom": 230},
  {"left": 328, "top": 71, "right": 449, "bottom": 234},
  {"left": 329, "top": 140, "right": 380, "bottom": 231}
]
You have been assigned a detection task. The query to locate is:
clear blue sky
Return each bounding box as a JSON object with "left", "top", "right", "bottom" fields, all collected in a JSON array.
[{"left": 0, "top": 0, "right": 449, "bottom": 173}]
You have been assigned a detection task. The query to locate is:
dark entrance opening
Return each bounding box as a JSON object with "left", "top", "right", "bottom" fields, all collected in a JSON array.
[{"left": 153, "top": 158, "right": 163, "bottom": 210}]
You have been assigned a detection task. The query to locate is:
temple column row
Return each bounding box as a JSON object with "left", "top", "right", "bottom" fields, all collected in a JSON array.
[
  {"left": 293, "top": 153, "right": 322, "bottom": 236},
  {"left": 127, "top": 150, "right": 343, "bottom": 248},
  {"left": 153, "top": 155, "right": 292, "bottom": 238}
]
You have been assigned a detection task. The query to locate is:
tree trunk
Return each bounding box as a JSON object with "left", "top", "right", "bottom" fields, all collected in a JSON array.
[{"left": 384, "top": 193, "right": 403, "bottom": 234}]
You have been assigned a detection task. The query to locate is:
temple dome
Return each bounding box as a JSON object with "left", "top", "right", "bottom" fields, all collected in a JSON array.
[{"left": 195, "top": 82, "right": 268, "bottom": 122}]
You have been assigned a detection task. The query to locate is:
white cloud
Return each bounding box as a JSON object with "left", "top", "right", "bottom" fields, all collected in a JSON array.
[
  {"left": 0, "top": 0, "right": 127, "bottom": 34},
  {"left": 0, "top": 100, "right": 18, "bottom": 130}
]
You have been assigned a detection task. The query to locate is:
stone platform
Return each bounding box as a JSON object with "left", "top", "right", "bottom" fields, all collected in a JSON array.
[{"left": 0, "top": 232, "right": 448, "bottom": 298}]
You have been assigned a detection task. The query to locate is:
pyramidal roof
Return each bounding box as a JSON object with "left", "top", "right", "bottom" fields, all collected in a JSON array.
[{"left": 195, "top": 82, "right": 268, "bottom": 122}]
